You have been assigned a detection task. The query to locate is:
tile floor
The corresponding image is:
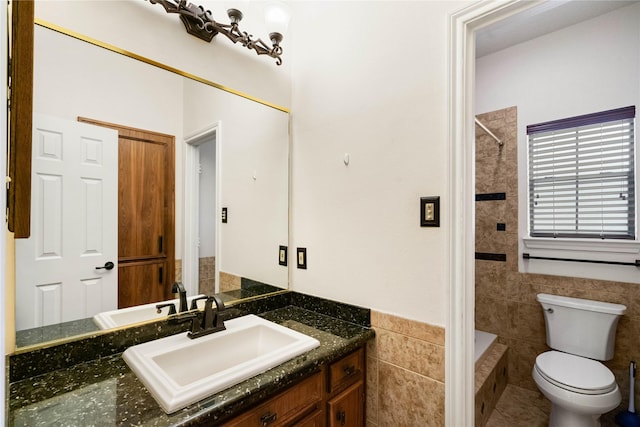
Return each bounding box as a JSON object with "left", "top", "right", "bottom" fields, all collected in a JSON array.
[
  {"left": 486, "top": 385, "right": 550, "bottom": 427},
  {"left": 486, "top": 384, "right": 620, "bottom": 427}
]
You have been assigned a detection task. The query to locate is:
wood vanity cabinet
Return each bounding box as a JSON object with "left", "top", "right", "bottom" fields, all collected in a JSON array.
[
  {"left": 294, "top": 410, "right": 325, "bottom": 427},
  {"left": 220, "top": 347, "right": 366, "bottom": 427},
  {"left": 326, "top": 348, "right": 365, "bottom": 427},
  {"left": 222, "top": 372, "right": 323, "bottom": 427}
]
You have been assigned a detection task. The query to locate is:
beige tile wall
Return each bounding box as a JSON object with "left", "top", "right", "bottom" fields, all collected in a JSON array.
[
  {"left": 475, "top": 343, "right": 508, "bottom": 427},
  {"left": 475, "top": 107, "right": 640, "bottom": 407},
  {"left": 199, "top": 256, "right": 216, "bottom": 295},
  {"left": 175, "top": 258, "right": 182, "bottom": 282},
  {"left": 173, "top": 258, "right": 217, "bottom": 295},
  {"left": 367, "top": 311, "right": 445, "bottom": 427},
  {"left": 219, "top": 271, "right": 241, "bottom": 292}
]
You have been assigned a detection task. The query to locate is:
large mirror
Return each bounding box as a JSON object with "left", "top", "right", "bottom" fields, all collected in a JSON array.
[{"left": 13, "top": 21, "right": 290, "bottom": 349}]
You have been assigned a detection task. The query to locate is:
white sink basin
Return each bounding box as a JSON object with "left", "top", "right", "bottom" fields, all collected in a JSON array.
[
  {"left": 122, "top": 314, "right": 320, "bottom": 413},
  {"left": 93, "top": 295, "right": 206, "bottom": 329}
]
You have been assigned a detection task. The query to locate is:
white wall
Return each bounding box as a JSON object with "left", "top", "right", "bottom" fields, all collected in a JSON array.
[
  {"left": 476, "top": 3, "right": 640, "bottom": 283},
  {"left": 198, "top": 138, "right": 217, "bottom": 258},
  {"left": 33, "top": 26, "right": 184, "bottom": 136},
  {"left": 183, "top": 79, "right": 289, "bottom": 288},
  {"left": 30, "top": 0, "right": 480, "bottom": 326},
  {"left": 34, "top": 0, "right": 291, "bottom": 107},
  {"left": 289, "top": 1, "right": 471, "bottom": 326},
  {"left": 28, "top": 0, "right": 474, "bottom": 327}
]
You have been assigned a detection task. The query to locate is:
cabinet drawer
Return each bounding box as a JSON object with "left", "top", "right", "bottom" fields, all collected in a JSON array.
[
  {"left": 222, "top": 372, "right": 322, "bottom": 427},
  {"left": 327, "top": 349, "right": 364, "bottom": 394}
]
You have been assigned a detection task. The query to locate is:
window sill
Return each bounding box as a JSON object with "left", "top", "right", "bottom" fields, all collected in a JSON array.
[
  {"left": 523, "top": 237, "right": 640, "bottom": 256},
  {"left": 521, "top": 237, "right": 640, "bottom": 283}
]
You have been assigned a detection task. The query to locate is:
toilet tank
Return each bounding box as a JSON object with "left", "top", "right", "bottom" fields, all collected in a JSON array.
[{"left": 537, "top": 293, "right": 626, "bottom": 361}]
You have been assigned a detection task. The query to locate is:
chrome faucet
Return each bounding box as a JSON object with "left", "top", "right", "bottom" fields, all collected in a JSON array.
[
  {"left": 171, "top": 281, "right": 188, "bottom": 313},
  {"left": 187, "top": 295, "right": 226, "bottom": 339}
]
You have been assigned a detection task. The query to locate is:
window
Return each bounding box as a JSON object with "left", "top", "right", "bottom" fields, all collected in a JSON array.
[{"left": 527, "top": 106, "right": 636, "bottom": 239}]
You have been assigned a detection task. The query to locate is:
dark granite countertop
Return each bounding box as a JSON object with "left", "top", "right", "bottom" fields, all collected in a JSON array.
[{"left": 8, "top": 303, "right": 374, "bottom": 426}]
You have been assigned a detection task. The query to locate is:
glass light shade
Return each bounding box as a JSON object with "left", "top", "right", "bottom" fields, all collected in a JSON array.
[{"left": 264, "top": 1, "right": 291, "bottom": 36}]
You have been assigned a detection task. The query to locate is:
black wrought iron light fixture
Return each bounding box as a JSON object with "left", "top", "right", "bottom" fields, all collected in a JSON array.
[{"left": 148, "top": 0, "right": 288, "bottom": 65}]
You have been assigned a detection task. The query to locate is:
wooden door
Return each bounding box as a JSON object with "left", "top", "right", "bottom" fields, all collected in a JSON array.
[
  {"left": 78, "top": 118, "right": 175, "bottom": 309},
  {"left": 16, "top": 115, "right": 119, "bottom": 330},
  {"left": 118, "top": 136, "right": 166, "bottom": 259},
  {"left": 117, "top": 260, "right": 168, "bottom": 308}
]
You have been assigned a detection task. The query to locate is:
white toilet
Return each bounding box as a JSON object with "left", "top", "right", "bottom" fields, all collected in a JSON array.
[{"left": 533, "top": 293, "right": 626, "bottom": 427}]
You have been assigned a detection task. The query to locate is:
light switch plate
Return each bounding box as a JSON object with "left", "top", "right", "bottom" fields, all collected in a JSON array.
[
  {"left": 297, "top": 248, "right": 307, "bottom": 269},
  {"left": 279, "top": 245, "right": 288, "bottom": 266},
  {"left": 420, "top": 196, "right": 440, "bottom": 227}
]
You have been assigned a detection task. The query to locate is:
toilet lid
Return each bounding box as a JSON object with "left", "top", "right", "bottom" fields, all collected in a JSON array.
[{"left": 535, "top": 351, "right": 616, "bottom": 395}]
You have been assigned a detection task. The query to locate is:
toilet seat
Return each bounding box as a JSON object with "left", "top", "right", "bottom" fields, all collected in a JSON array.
[{"left": 535, "top": 351, "right": 616, "bottom": 395}]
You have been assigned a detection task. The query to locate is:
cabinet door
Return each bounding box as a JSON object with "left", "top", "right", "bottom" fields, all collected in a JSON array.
[
  {"left": 118, "top": 260, "right": 168, "bottom": 308},
  {"left": 327, "top": 382, "right": 363, "bottom": 427}
]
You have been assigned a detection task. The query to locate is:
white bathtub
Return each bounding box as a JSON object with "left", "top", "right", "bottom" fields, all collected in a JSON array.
[{"left": 475, "top": 330, "right": 497, "bottom": 363}]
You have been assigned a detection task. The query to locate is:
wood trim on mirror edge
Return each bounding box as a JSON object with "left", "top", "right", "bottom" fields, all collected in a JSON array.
[{"left": 8, "top": 0, "right": 34, "bottom": 238}]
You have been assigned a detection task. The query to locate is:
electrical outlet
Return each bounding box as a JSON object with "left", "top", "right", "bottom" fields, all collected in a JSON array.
[
  {"left": 297, "top": 248, "right": 307, "bottom": 269},
  {"left": 279, "top": 245, "right": 288, "bottom": 266},
  {"left": 221, "top": 207, "right": 228, "bottom": 223}
]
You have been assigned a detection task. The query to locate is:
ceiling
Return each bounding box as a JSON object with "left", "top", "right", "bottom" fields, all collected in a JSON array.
[{"left": 476, "top": 0, "right": 638, "bottom": 58}]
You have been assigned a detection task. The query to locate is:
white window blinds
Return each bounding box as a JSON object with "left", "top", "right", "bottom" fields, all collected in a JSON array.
[{"left": 528, "top": 106, "right": 635, "bottom": 239}]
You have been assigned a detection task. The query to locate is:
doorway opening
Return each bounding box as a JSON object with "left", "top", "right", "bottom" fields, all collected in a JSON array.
[
  {"left": 448, "top": 2, "right": 544, "bottom": 425},
  {"left": 183, "top": 123, "right": 222, "bottom": 298},
  {"left": 449, "top": 1, "right": 637, "bottom": 424},
  {"left": 197, "top": 133, "right": 217, "bottom": 296}
]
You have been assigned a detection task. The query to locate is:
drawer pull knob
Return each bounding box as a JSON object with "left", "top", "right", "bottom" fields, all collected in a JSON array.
[
  {"left": 337, "top": 410, "right": 346, "bottom": 426},
  {"left": 343, "top": 365, "right": 357, "bottom": 377},
  {"left": 260, "top": 412, "right": 277, "bottom": 426}
]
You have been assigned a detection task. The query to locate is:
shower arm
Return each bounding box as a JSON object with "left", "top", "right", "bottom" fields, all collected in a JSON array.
[{"left": 475, "top": 118, "right": 503, "bottom": 147}]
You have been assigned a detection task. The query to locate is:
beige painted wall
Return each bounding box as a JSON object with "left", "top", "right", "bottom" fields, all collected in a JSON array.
[{"left": 288, "top": 0, "right": 472, "bottom": 327}]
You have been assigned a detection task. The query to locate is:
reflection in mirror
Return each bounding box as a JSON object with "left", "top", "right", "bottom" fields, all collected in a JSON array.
[{"left": 14, "top": 22, "right": 289, "bottom": 349}]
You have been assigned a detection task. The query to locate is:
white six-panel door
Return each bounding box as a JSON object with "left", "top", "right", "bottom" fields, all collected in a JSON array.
[{"left": 16, "top": 114, "right": 118, "bottom": 331}]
